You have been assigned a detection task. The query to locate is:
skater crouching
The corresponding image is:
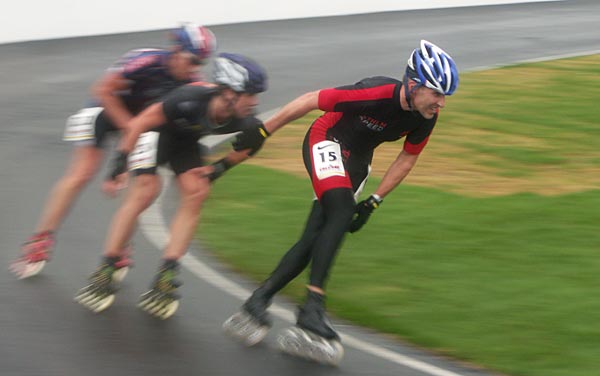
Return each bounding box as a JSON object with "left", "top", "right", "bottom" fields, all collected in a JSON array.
[
  {"left": 75, "top": 53, "right": 270, "bottom": 318},
  {"left": 223, "top": 40, "right": 459, "bottom": 365},
  {"left": 10, "top": 23, "right": 216, "bottom": 279}
]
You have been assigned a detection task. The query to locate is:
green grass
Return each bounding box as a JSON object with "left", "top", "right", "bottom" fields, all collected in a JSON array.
[
  {"left": 199, "top": 166, "right": 600, "bottom": 376},
  {"left": 195, "top": 54, "right": 600, "bottom": 376},
  {"left": 436, "top": 55, "right": 600, "bottom": 180}
]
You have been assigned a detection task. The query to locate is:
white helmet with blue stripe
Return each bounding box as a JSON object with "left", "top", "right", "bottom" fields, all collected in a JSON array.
[{"left": 406, "top": 40, "right": 459, "bottom": 96}]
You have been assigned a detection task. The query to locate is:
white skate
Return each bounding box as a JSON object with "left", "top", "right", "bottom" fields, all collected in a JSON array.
[
  {"left": 277, "top": 326, "right": 344, "bottom": 366},
  {"left": 223, "top": 310, "right": 270, "bottom": 346},
  {"left": 11, "top": 232, "right": 54, "bottom": 279},
  {"left": 10, "top": 259, "right": 47, "bottom": 279},
  {"left": 111, "top": 267, "right": 128, "bottom": 283},
  {"left": 112, "top": 246, "right": 134, "bottom": 283}
]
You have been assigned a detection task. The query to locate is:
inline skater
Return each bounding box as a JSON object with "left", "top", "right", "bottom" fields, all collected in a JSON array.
[
  {"left": 11, "top": 23, "right": 216, "bottom": 280},
  {"left": 223, "top": 40, "right": 459, "bottom": 365},
  {"left": 75, "top": 53, "right": 270, "bottom": 318}
]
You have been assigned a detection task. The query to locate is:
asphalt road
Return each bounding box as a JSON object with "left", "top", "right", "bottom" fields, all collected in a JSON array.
[{"left": 1, "top": 1, "right": 599, "bottom": 375}]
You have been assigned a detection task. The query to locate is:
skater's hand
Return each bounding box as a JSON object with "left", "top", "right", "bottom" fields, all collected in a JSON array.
[
  {"left": 102, "top": 173, "right": 128, "bottom": 197},
  {"left": 233, "top": 119, "right": 270, "bottom": 156},
  {"left": 188, "top": 166, "right": 213, "bottom": 180},
  {"left": 103, "top": 151, "right": 129, "bottom": 197},
  {"left": 348, "top": 194, "right": 382, "bottom": 233},
  {"left": 205, "top": 158, "right": 233, "bottom": 182}
]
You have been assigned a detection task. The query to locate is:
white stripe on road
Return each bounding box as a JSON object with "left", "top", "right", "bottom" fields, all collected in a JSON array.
[
  {"left": 469, "top": 49, "right": 600, "bottom": 72},
  {"left": 139, "top": 168, "right": 466, "bottom": 376}
]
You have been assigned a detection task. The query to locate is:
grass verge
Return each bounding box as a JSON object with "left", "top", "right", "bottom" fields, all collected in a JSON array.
[{"left": 197, "top": 54, "right": 600, "bottom": 376}]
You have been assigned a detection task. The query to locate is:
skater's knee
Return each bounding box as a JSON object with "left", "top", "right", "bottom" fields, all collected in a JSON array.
[
  {"left": 62, "top": 148, "right": 103, "bottom": 189},
  {"left": 62, "top": 168, "right": 96, "bottom": 190},
  {"left": 178, "top": 173, "right": 211, "bottom": 207},
  {"left": 131, "top": 175, "right": 160, "bottom": 207}
]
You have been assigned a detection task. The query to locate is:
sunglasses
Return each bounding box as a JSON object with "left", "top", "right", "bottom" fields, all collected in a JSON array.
[{"left": 190, "top": 55, "right": 203, "bottom": 66}]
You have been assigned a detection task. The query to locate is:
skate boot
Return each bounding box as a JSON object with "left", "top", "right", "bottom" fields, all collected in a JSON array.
[
  {"left": 277, "top": 290, "right": 344, "bottom": 366},
  {"left": 74, "top": 257, "right": 119, "bottom": 313},
  {"left": 138, "top": 259, "right": 181, "bottom": 320},
  {"left": 112, "top": 244, "right": 134, "bottom": 283},
  {"left": 223, "top": 285, "right": 273, "bottom": 346},
  {"left": 10, "top": 231, "right": 55, "bottom": 279}
]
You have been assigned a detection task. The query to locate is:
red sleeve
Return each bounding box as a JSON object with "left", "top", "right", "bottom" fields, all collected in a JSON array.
[
  {"left": 403, "top": 136, "right": 430, "bottom": 155},
  {"left": 317, "top": 84, "right": 396, "bottom": 112}
]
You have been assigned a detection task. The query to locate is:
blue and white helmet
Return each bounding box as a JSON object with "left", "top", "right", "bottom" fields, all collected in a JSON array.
[
  {"left": 406, "top": 40, "right": 459, "bottom": 95},
  {"left": 213, "top": 53, "right": 268, "bottom": 94},
  {"left": 170, "top": 22, "right": 217, "bottom": 62}
]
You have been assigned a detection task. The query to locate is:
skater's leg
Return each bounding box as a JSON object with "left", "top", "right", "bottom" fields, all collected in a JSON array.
[
  {"left": 279, "top": 188, "right": 354, "bottom": 361},
  {"left": 257, "top": 199, "right": 326, "bottom": 299},
  {"left": 11, "top": 147, "right": 104, "bottom": 278},
  {"left": 102, "top": 173, "right": 161, "bottom": 257},
  {"left": 223, "top": 200, "right": 326, "bottom": 345},
  {"left": 36, "top": 146, "right": 104, "bottom": 232},
  {"left": 162, "top": 169, "right": 210, "bottom": 260},
  {"left": 138, "top": 170, "right": 209, "bottom": 319},
  {"left": 242, "top": 200, "right": 326, "bottom": 322},
  {"left": 307, "top": 187, "right": 355, "bottom": 291}
]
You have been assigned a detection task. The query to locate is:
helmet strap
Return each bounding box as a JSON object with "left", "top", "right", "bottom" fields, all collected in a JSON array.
[{"left": 403, "top": 75, "right": 420, "bottom": 111}]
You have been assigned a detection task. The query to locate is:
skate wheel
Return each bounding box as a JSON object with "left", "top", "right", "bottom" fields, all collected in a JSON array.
[
  {"left": 91, "top": 294, "right": 115, "bottom": 313},
  {"left": 74, "top": 290, "right": 115, "bottom": 313},
  {"left": 277, "top": 327, "right": 344, "bottom": 366},
  {"left": 139, "top": 295, "right": 179, "bottom": 320},
  {"left": 277, "top": 327, "right": 305, "bottom": 357},
  {"left": 112, "top": 267, "right": 129, "bottom": 283},
  {"left": 316, "top": 340, "right": 344, "bottom": 366},
  {"left": 243, "top": 325, "right": 268, "bottom": 346},
  {"left": 157, "top": 300, "right": 179, "bottom": 320},
  {"left": 222, "top": 312, "right": 244, "bottom": 333},
  {"left": 222, "top": 311, "right": 269, "bottom": 346}
]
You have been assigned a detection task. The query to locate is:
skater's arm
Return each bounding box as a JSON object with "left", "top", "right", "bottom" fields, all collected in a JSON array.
[
  {"left": 190, "top": 149, "right": 252, "bottom": 182},
  {"left": 103, "top": 103, "right": 165, "bottom": 192},
  {"left": 373, "top": 150, "right": 419, "bottom": 199},
  {"left": 92, "top": 72, "right": 134, "bottom": 130},
  {"left": 117, "top": 103, "right": 166, "bottom": 154},
  {"left": 264, "top": 91, "right": 319, "bottom": 134},
  {"left": 349, "top": 151, "right": 419, "bottom": 233}
]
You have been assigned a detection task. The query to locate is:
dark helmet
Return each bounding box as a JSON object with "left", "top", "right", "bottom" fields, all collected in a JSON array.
[{"left": 213, "top": 53, "right": 267, "bottom": 94}]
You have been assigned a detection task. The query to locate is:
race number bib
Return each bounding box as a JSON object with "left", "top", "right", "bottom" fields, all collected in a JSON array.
[
  {"left": 312, "top": 140, "right": 346, "bottom": 180},
  {"left": 63, "top": 107, "right": 103, "bottom": 142},
  {"left": 128, "top": 131, "right": 160, "bottom": 170}
]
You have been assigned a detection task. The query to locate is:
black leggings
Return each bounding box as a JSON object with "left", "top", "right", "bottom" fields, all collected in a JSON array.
[{"left": 261, "top": 187, "right": 355, "bottom": 297}]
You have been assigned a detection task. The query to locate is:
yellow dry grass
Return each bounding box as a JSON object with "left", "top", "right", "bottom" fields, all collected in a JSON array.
[
  {"left": 247, "top": 55, "right": 600, "bottom": 197},
  {"left": 246, "top": 112, "right": 600, "bottom": 197}
]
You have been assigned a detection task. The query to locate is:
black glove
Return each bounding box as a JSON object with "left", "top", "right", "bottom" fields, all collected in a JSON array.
[
  {"left": 348, "top": 194, "right": 383, "bottom": 233},
  {"left": 106, "top": 151, "right": 129, "bottom": 181},
  {"left": 207, "top": 158, "right": 232, "bottom": 182},
  {"left": 232, "top": 119, "right": 270, "bottom": 156}
]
